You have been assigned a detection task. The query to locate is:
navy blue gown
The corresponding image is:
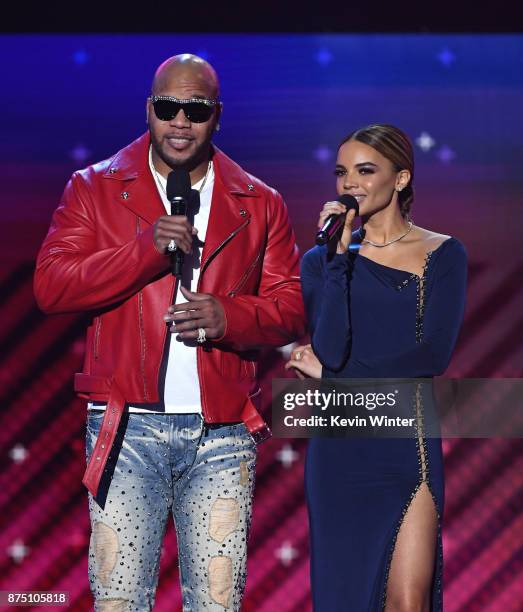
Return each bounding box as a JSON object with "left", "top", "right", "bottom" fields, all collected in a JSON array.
[{"left": 302, "top": 236, "right": 467, "bottom": 611}]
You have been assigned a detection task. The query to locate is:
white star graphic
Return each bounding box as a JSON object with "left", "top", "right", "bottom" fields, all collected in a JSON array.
[
  {"left": 415, "top": 132, "right": 436, "bottom": 152},
  {"left": 276, "top": 443, "right": 299, "bottom": 468},
  {"left": 7, "top": 539, "right": 30, "bottom": 564},
  {"left": 275, "top": 541, "right": 298, "bottom": 566},
  {"left": 9, "top": 444, "right": 28, "bottom": 464}
]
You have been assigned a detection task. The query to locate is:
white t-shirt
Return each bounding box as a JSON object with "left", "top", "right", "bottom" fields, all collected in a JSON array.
[{"left": 88, "top": 150, "right": 214, "bottom": 414}]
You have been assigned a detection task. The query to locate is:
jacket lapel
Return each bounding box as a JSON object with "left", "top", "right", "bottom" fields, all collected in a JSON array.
[
  {"left": 119, "top": 173, "right": 166, "bottom": 226},
  {"left": 102, "top": 133, "right": 165, "bottom": 226},
  {"left": 200, "top": 147, "right": 260, "bottom": 273},
  {"left": 101, "top": 134, "right": 260, "bottom": 262}
]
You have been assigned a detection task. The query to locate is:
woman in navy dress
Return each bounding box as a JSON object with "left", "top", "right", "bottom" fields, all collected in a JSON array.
[{"left": 286, "top": 124, "right": 467, "bottom": 611}]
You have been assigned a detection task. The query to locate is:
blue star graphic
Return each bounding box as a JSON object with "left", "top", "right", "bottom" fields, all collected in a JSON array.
[
  {"left": 436, "top": 145, "right": 456, "bottom": 163},
  {"left": 316, "top": 48, "right": 333, "bottom": 66},
  {"left": 195, "top": 50, "right": 210, "bottom": 61},
  {"left": 70, "top": 144, "right": 91, "bottom": 163},
  {"left": 73, "top": 49, "right": 89, "bottom": 65},
  {"left": 437, "top": 48, "right": 456, "bottom": 67},
  {"left": 313, "top": 145, "right": 333, "bottom": 162}
]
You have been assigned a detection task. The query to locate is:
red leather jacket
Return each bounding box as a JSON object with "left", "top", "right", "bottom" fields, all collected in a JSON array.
[{"left": 34, "top": 133, "right": 305, "bottom": 495}]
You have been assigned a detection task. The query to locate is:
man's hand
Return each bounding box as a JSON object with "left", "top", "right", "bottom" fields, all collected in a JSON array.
[
  {"left": 163, "top": 286, "right": 226, "bottom": 341},
  {"left": 153, "top": 215, "right": 197, "bottom": 255}
]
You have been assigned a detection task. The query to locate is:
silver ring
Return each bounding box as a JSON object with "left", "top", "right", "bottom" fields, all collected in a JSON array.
[
  {"left": 197, "top": 328, "right": 207, "bottom": 344},
  {"left": 167, "top": 239, "right": 177, "bottom": 252}
]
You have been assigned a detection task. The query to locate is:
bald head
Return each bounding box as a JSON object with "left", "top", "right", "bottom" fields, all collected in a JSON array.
[
  {"left": 147, "top": 53, "right": 222, "bottom": 180},
  {"left": 151, "top": 54, "right": 220, "bottom": 98}
]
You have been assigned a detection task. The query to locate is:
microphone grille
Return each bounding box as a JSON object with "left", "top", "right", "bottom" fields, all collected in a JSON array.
[
  {"left": 167, "top": 169, "right": 191, "bottom": 200},
  {"left": 338, "top": 194, "right": 359, "bottom": 216}
]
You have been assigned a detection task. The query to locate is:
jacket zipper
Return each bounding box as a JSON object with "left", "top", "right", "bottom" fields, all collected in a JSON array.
[
  {"left": 138, "top": 289, "right": 148, "bottom": 400},
  {"left": 200, "top": 218, "right": 251, "bottom": 276},
  {"left": 195, "top": 271, "right": 209, "bottom": 424},
  {"left": 94, "top": 317, "right": 102, "bottom": 360},
  {"left": 197, "top": 217, "right": 250, "bottom": 423},
  {"left": 150, "top": 275, "right": 177, "bottom": 406},
  {"left": 137, "top": 217, "right": 149, "bottom": 401}
]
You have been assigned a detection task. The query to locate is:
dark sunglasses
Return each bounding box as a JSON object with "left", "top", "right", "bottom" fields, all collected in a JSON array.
[{"left": 148, "top": 95, "right": 220, "bottom": 123}]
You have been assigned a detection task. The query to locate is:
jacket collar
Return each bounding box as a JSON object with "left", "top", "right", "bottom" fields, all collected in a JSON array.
[
  {"left": 104, "top": 132, "right": 260, "bottom": 197},
  {"left": 103, "top": 133, "right": 260, "bottom": 271}
]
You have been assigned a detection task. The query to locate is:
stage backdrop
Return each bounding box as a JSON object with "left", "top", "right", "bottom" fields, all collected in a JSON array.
[{"left": 0, "top": 35, "right": 521, "bottom": 611}]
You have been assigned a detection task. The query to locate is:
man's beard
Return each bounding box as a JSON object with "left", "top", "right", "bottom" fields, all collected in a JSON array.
[{"left": 149, "top": 129, "right": 210, "bottom": 172}]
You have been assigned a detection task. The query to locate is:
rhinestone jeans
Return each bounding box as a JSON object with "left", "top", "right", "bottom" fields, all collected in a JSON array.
[{"left": 86, "top": 411, "right": 257, "bottom": 611}]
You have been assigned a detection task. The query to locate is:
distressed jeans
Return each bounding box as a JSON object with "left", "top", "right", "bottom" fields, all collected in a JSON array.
[{"left": 85, "top": 411, "right": 257, "bottom": 611}]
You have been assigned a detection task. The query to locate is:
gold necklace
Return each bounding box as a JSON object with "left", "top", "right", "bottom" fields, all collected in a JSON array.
[
  {"left": 195, "top": 161, "right": 212, "bottom": 193},
  {"left": 359, "top": 221, "right": 413, "bottom": 248},
  {"left": 150, "top": 153, "right": 212, "bottom": 196}
]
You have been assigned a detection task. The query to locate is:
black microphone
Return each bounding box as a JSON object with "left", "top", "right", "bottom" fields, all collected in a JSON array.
[
  {"left": 166, "top": 169, "right": 192, "bottom": 277},
  {"left": 315, "top": 194, "right": 360, "bottom": 246}
]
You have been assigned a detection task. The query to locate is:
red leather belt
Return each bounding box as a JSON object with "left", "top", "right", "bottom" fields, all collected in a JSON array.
[
  {"left": 240, "top": 388, "right": 272, "bottom": 445},
  {"left": 75, "top": 374, "right": 271, "bottom": 497}
]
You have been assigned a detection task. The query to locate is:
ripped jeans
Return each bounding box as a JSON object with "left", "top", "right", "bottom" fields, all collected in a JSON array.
[{"left": 86, "top": 411, "right": 257, "bottom": 611}]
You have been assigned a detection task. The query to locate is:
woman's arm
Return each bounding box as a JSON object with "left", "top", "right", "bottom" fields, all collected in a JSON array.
[{"left": 301, "top": 248, "right": 352, "bottom": 372}]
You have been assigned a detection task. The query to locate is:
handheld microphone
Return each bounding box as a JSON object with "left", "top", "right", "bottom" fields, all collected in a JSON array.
[
  {"left": 166, "top": 169, "right": 192, "bottom": 277},
  {"left": 315, "top": 194, "right": 359, "bottom": 246}
]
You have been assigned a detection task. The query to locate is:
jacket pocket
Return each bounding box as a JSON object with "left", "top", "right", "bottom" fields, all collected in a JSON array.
[
  {"left": 242, "top": 357, "right": 257, "bottom": 380},
  {"left": 220, "top": 349, "right": 242, "bottom": 379},
  {"left": 220, "top": 351, "right": 258, "bottom": 381},
  {"left": 228, "top": 250, "right": 262, "bottom": 297}
]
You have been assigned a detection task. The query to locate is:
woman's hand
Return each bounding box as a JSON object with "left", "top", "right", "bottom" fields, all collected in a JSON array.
[
  {"left": 285, "top": 344, "right": 322, "bottom": 379},
  {"left": 318, "top": 201, "right": 357, "bottom": 254}
]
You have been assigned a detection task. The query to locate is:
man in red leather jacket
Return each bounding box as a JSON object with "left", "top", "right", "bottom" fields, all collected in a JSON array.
[{"left": 34, "top": 54, "right": 305, "bottom": 611}]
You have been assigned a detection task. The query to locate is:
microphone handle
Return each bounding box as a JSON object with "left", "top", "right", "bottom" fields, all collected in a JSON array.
[
  {"left": 173, "top": 250, "right": 184, "bottom": 277},
  {"left": 171, "top": 197, "right": 187, "bottom": 277},
  {"left": 315, "top": 214, "right": 345, "bottom": 246}
]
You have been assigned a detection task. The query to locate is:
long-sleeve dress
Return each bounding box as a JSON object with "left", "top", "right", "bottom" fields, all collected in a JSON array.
[{"left": 301, "top": 235, "right": 467, "bottom": 611}]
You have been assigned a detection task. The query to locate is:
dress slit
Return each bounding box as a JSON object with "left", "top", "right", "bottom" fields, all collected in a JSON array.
[{"left": 379, "top": 383, "right": 443, "bottom": 611}]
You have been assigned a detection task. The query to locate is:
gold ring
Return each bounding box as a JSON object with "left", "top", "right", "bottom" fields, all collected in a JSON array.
[{"left": 295, "top": 351, "right": 302, "bottom": 361}]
